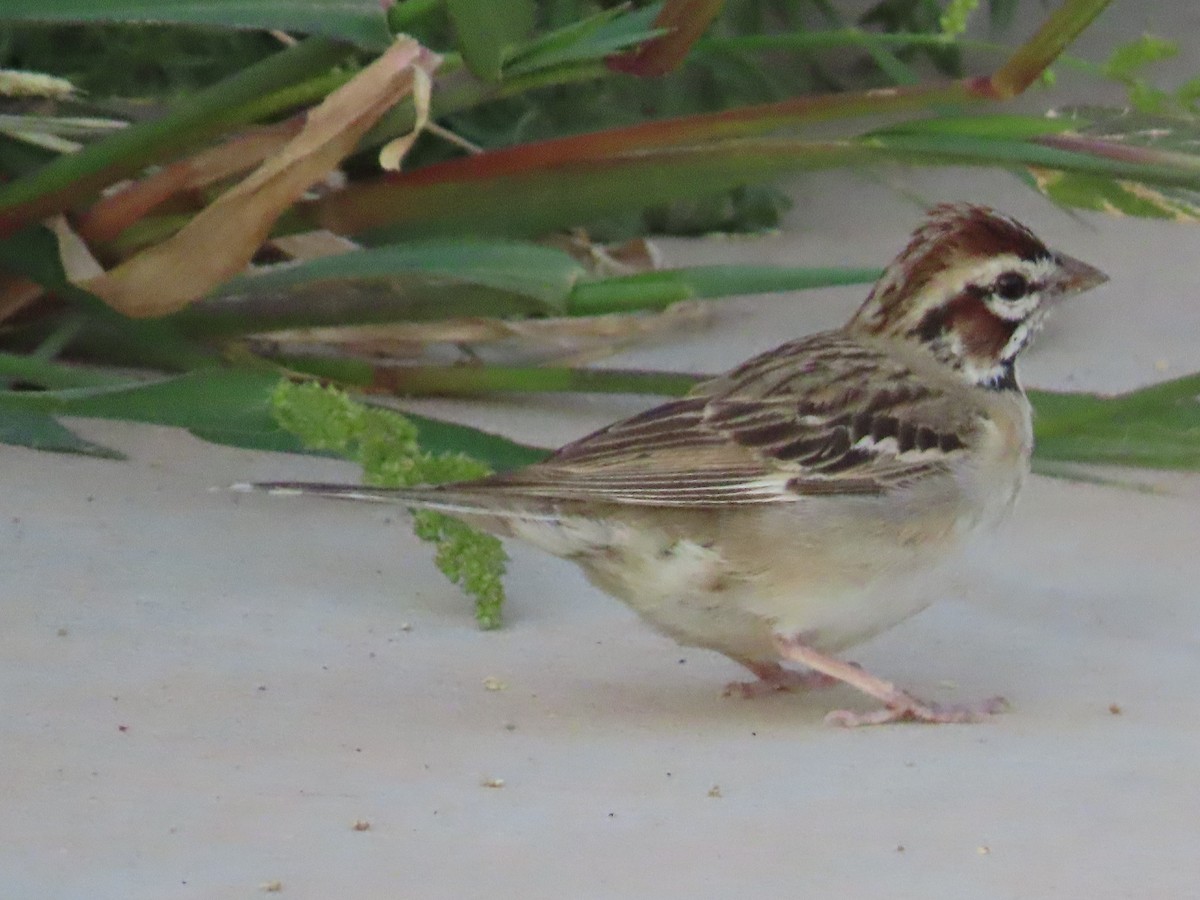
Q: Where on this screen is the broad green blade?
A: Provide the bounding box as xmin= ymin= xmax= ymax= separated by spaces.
xmin=503 ymin=4 xmax=664 ymax=77
xmin=0 ymin=0 xmax=392 ymax=50
xmin=0 ymin=369 xmax=546 ymax=468
xmin=446 ymin=0 xmax=535 ymax=81
xmin=181 ymin=238 xmax=878 ymax=336
xmin=1026 ymin=108 xmax=1200 ymax=220
xmin=0 ymin=409 xmax=124 ymax=458
xmin=181 ymin=240 xmax=588 ymax=335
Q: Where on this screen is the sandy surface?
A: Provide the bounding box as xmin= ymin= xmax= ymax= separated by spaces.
xmin=5 ymin=28 xmax=1200 ymax=900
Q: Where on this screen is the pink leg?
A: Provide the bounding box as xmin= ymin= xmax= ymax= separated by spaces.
xmin=723 ymin=659 xmax=839 ymax=699
xmin=772 ymin=634 xmax=1008 ymax=727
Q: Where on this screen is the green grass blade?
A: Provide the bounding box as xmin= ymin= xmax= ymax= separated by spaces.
xmin=0 ymin=0 xmax=391 ymax=49
xmin=176 ymin=238 xmax=879 ymax=336
xmin=1031 ymin=377 xmax=1200 ymax=471
xmin=0 ymin=408 xmax=125 ymax=458
xmin=567 ymin=265 xmax=881 ymax=315
xmin=0 ymin=367 xmax=548 ymax=467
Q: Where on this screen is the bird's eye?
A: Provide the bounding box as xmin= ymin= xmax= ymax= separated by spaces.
xmin=993 ymin=272 xmax=1029 ymax=301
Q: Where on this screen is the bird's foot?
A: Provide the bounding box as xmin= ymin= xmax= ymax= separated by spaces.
xmin=722 ymin=660 xmax=839 ymax=699
xmin=771 ymin=633 xmax=1007 ymax=727
xmin=824 ymin=694 xmax=1009 ymax=728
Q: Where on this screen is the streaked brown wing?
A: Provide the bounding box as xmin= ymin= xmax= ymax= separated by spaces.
xmin=473 ymin=332 xmax=977 ymax=507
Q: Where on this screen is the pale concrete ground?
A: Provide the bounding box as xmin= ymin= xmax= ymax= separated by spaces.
xmin=5 ymin=9 xmax=1200 ymax=897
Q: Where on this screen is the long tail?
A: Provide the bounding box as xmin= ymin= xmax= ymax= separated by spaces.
xmin=230 ymin=481 xmax=560 ymax=521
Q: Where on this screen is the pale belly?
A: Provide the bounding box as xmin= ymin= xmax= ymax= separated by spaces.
xmin=505 ymin=479 xmax=1011 ymax=664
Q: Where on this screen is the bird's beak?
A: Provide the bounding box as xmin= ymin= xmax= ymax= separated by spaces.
xmin=1053 ymin=253 xmax=1108 ymax=295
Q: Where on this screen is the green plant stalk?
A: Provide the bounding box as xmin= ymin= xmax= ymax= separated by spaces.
xmin=0 ymin=37 xmax=356 ymax=233
xmin=313 ymin=131 xmax=1200 ymax=243
xmin=805 ymin=0 xmax=920 ymax=87
xmin=230 ymin=68 xmax=358 ymax=130
xmin=263 ymin=354 xmax=702 ymax=397
xmin=173 ymin=264 xmax=881 ymax=337
xmin=0 ymin=351 xmax=134 ymax=390
xmin=873 ymin=133 xmax=1200 ymax=185
xmin=567 ymin=265 xmax=882 ymax=315
xmin=990 ymin=0 xmax=1112 ymax=97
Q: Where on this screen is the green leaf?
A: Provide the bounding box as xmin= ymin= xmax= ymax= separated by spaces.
xmin=939 ymin=0 xmax=981 ymax=37
xmin=0 ymin=367 xmax=547 ymax=468
xmin=874 ymin=113 xmax=1076 ymax=140
xmin=404 ymin=414 xmax=546 ymax=471
xmin=1100 ymin=35 xmax=1179 ymax=113
xmin=317 ymin=140 xmax=867 ymax=241
xmin=1178 ymin=75 xmax=1200 ymax=111
xmin=0 ymin=0 xmax=392 ymax=50
xmin=1026 ymin=108 xmax=1200 ymax=220
xmin=180 ymin=238 xmax=878 ymax=336
xmin=446 ymin=0 xmax=535 ymax=81
xmin=0 ymin=370 xmax=306 ymax=452
xmin=0 ymin=408 xmax=124 ymax=458
xmin=180 ymin=240 xmax=588 ymax=335
xmin=316 ymin=122 xmax=1200 ymax=243
xmin=1029 ymin=169 xmax=1200 ymax=221
xmin=1031 ymin=375 xmax=1200 ymax=471
xmin=605 ymin=0 xmax=722 ymax=77
xmin=503 ymin=4 xmax=665 ymax=77
xmin=227 ymin=240 xmax=584 ymax=308
xmin=1050 ymin=106 xmax=1200 ymax=156
xmin=1103 ymin=34 xmax=1178 ymax=81
xmin=566 ymin=264 xmax=881 ymax=315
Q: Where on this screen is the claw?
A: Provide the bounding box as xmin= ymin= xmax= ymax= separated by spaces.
xmin=824 ymin=695 xmax=1009 ymax=728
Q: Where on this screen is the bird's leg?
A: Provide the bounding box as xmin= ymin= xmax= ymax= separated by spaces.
xmin=722 ymin=659 xmax=840 ymax=699
xmin=772 ymin=634 xmax=1007 ymax=727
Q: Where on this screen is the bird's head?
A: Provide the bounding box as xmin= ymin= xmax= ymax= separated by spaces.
xmin=848 ymin=203 xmax=1107 ymax=389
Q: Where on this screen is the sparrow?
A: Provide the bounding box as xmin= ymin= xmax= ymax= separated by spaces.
xmin=243 ymin=204 xmax=1107 ymax=726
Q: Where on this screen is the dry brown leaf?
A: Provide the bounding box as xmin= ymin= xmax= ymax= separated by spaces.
xmin=85 ymin=37 xmax=441 ymax=318
xmin=75 ymin=120 xmax=305 ymax=246
xmin=52 ymin=215 xmax=105 ymax=282
xmin=378 ymin=65 xmax=433 ymax=171
xmin=267 ymin=230 xmax=360 ymax=262
xmin=543 ymin=231 xmax=663 ymax=276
